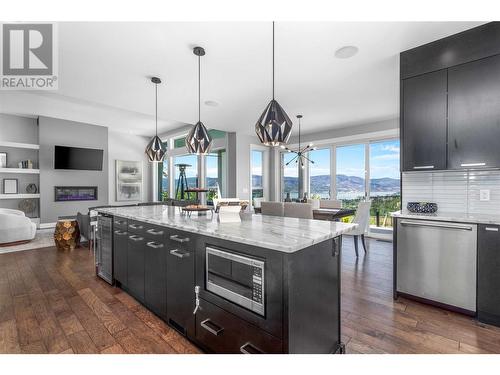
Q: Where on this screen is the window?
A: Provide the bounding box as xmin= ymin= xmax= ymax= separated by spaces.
xmin=282 ymin=152 xmax=299 ymax=201
xmin=251 ymin=150 xmax=264 ymax=204
xmin=173 ymin=154 xmax=198 ymax=199
xmin=206 ymin=149 xmax=227 ymax=203
xmin=173 ymin=136 xmax=186 ymax=149
xmin=336 ymin=144 xmax=366 ymax=210
xmin=308 ymin=148 xmax=331 ymax=199
xmin=369 ymin=140 xmax=401 ymax=228
xmin=159 ymin=160 xmax=169 ymax=201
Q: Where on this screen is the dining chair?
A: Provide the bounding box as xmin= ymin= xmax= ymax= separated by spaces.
xmin=284 ymin=202 xmax=314 ymax=219
xmin=350 ymin=201 xmax=372 ymax=257
xmin=319 ymin=200 xmax=342 ymax=209
xmin=261 ymin=201 xmax=284 ymax=217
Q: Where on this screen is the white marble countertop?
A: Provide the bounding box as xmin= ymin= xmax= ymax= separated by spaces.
xmin=96 ymin=205 xmax=357 ymax=253
xmin=391 ymin=210 xmax=500 ymax=226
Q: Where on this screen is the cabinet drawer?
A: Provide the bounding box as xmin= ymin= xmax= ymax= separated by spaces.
xmin=143 ymin=223 xmax=166 ymax=241
xmin=114 ymin=217 xmax=128 ymax=229
xmin=128 ymin=220 xmax=145 ymax=234
xmin=196 ymin=298 xmax=282 ymax=354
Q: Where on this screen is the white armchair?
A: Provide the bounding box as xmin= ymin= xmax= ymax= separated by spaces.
xmin=0 ymin=208 xmax=36 ymax=246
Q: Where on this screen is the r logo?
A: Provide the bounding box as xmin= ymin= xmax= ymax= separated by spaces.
xmin=2 ymin=23 xmax=53 ymax=76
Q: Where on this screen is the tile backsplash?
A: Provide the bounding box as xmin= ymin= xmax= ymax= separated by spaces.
xmin=402 ymin=170 xmax=500 ymax=215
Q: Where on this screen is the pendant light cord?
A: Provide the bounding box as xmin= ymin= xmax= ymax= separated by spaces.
xmin=298 ymin=117 xmax=301 ymax=150
xmin=155 ymin=82 xmax=158 ymax=136
xmin=198 ymin=54 xmax=201 ymax=123
xmin=272 ymin=21 xmax=275 ymax=100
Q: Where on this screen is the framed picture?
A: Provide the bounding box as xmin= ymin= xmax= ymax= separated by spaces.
xmin=115 ymin=160 xmax=143 ymax=201
xmin=3 ymin=178 xmax=18 ymax=194
xmin=0 ymin=152 xmax=6 ymax=168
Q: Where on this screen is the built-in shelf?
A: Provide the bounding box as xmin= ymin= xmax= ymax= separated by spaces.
xmin=0 ymin=193 xmax=40 ymax=200
xmin=0 ymin=168 xmax=40 ymax=174
xmin=0 ymin=141 xmax=39 ymax=150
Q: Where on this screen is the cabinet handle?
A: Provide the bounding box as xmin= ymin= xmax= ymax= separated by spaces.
xmin=146 ymin=241 xmax=164 ymax=249
xmin=485 ymin=227 xmax=499 ymax=232
xmin=400 ymin=220 xmax=473 ymax=231
xmin=169 ymin=249 xmax=190 ymax=258
xmin=170 ymin=234 xmax=190 ymax=243
xmin=129 ymin=224 xmax=143 ymax=230
xmin=146 ymin=228 xmax=164 ymax=236
xmin=114 ymin=230 xmax=127 ymax=235
xmin=413 ymin=165 xmax=434 ymax=170
xmin=200 ymin=319 xmax=224 ymax=336
xmin=128 ymin=235 xmax=144 ymax=241
xmin=115 ymin=220 xmax=126 ymax=225
xmin=240 ymin=342 xmax=264 ymax=354
xmin=461 ymin=162 xmax=486 ymax=167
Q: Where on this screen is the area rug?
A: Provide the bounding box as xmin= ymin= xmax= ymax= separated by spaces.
xmin=0 ymin=229 xmax=56 ymax=254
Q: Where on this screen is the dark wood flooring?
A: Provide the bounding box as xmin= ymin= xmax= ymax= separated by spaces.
xmin=1 ymin=237 xmax=500 ymax=354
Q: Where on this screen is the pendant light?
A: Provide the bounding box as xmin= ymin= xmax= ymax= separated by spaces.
xmin=186 ymin=46 xmax=212 ymax=155
xmin=255 ymin=22 xmax=293 ymax=146
xmin=281 ymin=115 xmax=316 ymax=169
xmin=145 ymin=77 xmax=166 ymax=162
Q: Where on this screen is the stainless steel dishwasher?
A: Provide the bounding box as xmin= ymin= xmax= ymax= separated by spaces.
xmin=396 ymin=219 xmax=477 ymax=313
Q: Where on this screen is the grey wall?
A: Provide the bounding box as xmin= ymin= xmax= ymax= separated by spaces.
xmin=39 ymin=116 xmax=109 ymax=223
xmin=0 ymin=114 xmax=39 ymax=214
xmin=108 ymin=129 xmax=152 ymax=205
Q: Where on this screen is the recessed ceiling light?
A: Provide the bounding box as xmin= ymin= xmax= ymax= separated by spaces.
xmin=335 ymin=46 xmax=359 ymax=59
xmin=204 ymin=100 xmax=219 ymax=107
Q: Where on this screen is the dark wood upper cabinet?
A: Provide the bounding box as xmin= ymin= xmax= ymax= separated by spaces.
xmin=402 ymin=70 xmax=448 ymax=171
xmin=401 ymin=22 xmax=500 ymax=79
xmin=447 ymin=54 xmax=500 ymax=169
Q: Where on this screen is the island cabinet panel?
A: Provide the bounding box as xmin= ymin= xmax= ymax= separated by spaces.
xmin=195 ymin=297 xmax=282 ymax=354
xmin=402 ymin=69 xmax=448 ymax=171
xmin=112 ymin=217 xmax=128 ymax=286
xmin=448 ymin=54 xmax=500 ymax=169
xmin=144 ymin=224 xmax=167 ymax=320
xmin=283 ymin=237 xmax=341 ymax=354
xmin=127 ymin=220 xmax=146 ymax=303
xmin=166 ymin=229 xmax=196 ymax=336
xmin=477 ymin=224 xmax=500 ymax=327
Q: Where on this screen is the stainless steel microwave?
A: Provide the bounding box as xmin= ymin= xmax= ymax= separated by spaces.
xmin=205 ymin=246 xmax=265 ymax=316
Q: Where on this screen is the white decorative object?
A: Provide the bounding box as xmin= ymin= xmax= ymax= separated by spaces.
xmin=116 ymin=160 xmax=143 ymax=201
xmin=0 ymin=208 xmax=36 ymax=245
xmin=218 ymin=205 xmax=241 ymax=223
xmin=3 ymin=179 xmax=18 ymax=194
xmin=307 ymin=198 xmax=320 ymax=210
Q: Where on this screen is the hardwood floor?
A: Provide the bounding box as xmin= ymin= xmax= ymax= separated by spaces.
xmin=1 ymin=236 xmax=500 ymax=354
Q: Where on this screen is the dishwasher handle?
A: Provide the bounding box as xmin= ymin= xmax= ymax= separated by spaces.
xmin=400 ymin=220 xmax=473 ymax=231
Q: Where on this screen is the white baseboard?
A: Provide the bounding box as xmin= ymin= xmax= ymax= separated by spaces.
xmin=39 ymin=222 xmax=56 ymax=229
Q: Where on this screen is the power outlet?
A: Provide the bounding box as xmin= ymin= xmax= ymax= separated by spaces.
xmin=480 ymin=189 xmax=490 ymax=201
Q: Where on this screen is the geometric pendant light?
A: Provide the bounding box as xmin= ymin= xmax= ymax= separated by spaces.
xmin=145 ymin=77 xmax=167 ymax=162
xmin=255 ymin=22 xmax=293 ymax=146
xmin=186 ymin=46 xmax=213 ymax=155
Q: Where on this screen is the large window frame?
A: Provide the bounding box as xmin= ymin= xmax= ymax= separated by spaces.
xmin=278 ymin=134 xmax=400 ymax=233
xmin=155 ymin=130 xmax=228 ymax=203
xmin=250 ymin=145 xmax=270 ymax=206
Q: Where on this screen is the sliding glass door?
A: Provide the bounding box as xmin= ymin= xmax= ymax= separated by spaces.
xmin=173 ymin=154 xmax=198 ymax=200
xmin=206 ymin=149 xmax=227 ymax=203
xmin=282 ymin=152 xmax=300 ymax=201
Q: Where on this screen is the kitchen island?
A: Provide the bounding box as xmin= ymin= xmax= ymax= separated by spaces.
xmin=95 ymin=205 xmax=356 ymax=354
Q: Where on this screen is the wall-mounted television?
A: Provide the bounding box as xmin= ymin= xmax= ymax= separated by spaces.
xmin=54 ymin=145 xmax=104 ymax=171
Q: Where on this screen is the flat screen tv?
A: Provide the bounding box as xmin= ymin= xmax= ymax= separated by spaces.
xmin=54 ymin=145 xmax=104 ymax=171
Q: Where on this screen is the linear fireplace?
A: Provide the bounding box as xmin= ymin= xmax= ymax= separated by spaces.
xmin=54 ymin=186 xmax=98 ymax=202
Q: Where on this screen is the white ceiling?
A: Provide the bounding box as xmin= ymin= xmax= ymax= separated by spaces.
xmin=2 ymin=21 xmax=484 ymax=136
